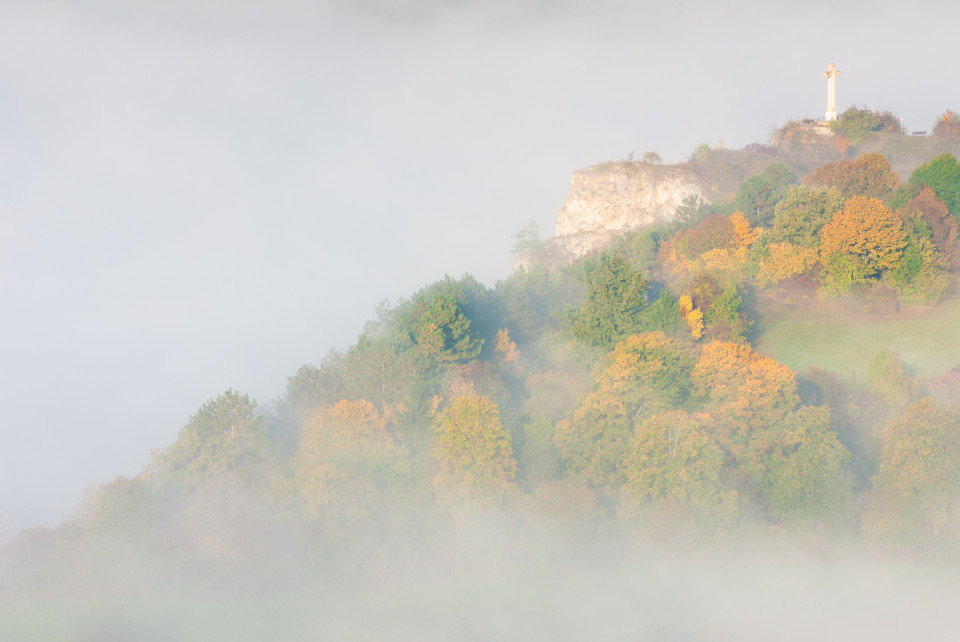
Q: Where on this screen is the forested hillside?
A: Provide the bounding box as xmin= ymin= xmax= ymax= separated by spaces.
xmin=6 ymin=118 xmax=960 ymax=598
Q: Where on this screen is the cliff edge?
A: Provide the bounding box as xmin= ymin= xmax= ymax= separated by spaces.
xmin=555 ymin=161 xmax=703 ymax=237
xmin=514 ymin=161 xmax=703 ymax=270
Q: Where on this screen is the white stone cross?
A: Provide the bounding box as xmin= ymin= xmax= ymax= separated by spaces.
xmin=823 ymin=63 xmax=841 ymax=122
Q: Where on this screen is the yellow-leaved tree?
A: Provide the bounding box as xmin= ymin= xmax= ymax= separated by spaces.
xmin=433 ymin=395 xmax=518 ymax=507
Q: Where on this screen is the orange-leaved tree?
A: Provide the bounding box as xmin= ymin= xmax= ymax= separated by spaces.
xmin=691 ymin=341 xmax=800 ymax=451
xmin=819 ymin=196 xmax=907 ymax=292
xmin=665 ymin=212 xmax=759 ymax=278
xmin=595 ymin=332 xmax=698 ymax=420
xmin=755 ymin=242 xmax=819 ymax=285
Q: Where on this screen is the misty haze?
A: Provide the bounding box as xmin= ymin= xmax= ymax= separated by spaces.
xmin=4 ymin=0 xmax=960 ymax=640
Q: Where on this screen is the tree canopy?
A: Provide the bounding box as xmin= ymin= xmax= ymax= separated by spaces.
xmin=565 ymin=251 xmax=649 ymax=349
xmin=910 ymin=153 xmax=960 ymax=221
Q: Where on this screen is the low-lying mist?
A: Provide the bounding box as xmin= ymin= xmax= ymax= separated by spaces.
xmin=4 ymin=506 xmax=960 ymax=642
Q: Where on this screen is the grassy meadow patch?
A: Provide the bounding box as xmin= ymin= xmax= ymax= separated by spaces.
xmin=755 ymin=294 xmax=960 ymax=380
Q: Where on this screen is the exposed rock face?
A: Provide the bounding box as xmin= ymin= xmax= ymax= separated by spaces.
xmin=556 ymin=162 xmax=703 ymax=237
xmin=540 ymin=161 xmax=704 ymax=262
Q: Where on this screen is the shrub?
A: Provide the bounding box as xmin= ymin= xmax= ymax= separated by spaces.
xmin=830 ymin=106 xmax=900 ymax=145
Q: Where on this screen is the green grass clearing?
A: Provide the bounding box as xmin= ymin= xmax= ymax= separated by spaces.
xmin=755 ymin=295 xmax=960 ymax=381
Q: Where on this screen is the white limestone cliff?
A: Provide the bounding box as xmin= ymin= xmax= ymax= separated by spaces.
xmin=555 ymin=161 xmax=703 ymax=238
xmin=512 ymin=161 xmax=704 ymax=269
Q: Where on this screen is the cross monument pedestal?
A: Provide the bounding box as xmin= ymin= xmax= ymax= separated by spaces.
xmin=823 ymin=63 xmax=841 ymax=121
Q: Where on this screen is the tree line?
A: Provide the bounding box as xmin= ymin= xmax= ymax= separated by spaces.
xmin=6 ymin=152 xmax=960 ymax=594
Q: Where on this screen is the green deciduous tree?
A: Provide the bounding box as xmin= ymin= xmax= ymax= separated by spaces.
xmin=746 ymin=406 xmax=854 ymax=528
xmin=909 ymin=153 xmax=960 ymax=221
xmin=772 ymin=185 xmax=845 ymax=247
xmin=829 ymin=107 xmax=899 ymax=145
xmin=621 ymin=410 xmax=739 ymax=533
xmin=866 ymin=349 xmax=917 ymax=413
xmin=730 ymin=163 xmax=796 ymax=226
xmin=554 ymin=392 xmax=632 ymax=490
xmin=888 ymin=216 xmax=950 ymax=304
xmin=872 ymin=399 xmax=960 ymax=537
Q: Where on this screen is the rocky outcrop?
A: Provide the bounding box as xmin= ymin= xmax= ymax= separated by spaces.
xmin=555 ymin=161 xmax=703 ymax=238
xmin=514 ymin=161 xmax=703 ymax=266
xmin=512 ymin=162 xmax=704 ymax=272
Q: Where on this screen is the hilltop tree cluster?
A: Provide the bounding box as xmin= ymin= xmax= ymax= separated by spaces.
xmin=6 ymin=152 xmax=960 ymax=595
xmin=663 ymin=153 xmax=960 ymax=316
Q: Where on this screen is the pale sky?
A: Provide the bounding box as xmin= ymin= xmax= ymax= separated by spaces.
xmin=2 ymin=0 xmax=959 ymax=538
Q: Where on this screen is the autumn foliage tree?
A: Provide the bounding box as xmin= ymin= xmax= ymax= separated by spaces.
xmin=804 ymin=153 xmax=902 ymax=200
xmin=432 ymin=395 xmax=519 ymax=507
xmin=818 ymin=196 xmax=908 ymax=292
xmin=689 ymin=343 xmax=853 ymax=526
xmin=932 ymin=110 xmax=960 ymax=143
xmin=294 ymin=399 xmax=408 ymax=520
xmin=691 ymin=341 xmax=800 ymax=451
xmin=900 ymin=186 xmax=958 ymax=264
xmin=595 ymin=332 xmax=697 ymax=419
xmin=755 ymin=242 xmax=819 ymax=285
xmin=666 ymin=212 xmax=759 ymax=278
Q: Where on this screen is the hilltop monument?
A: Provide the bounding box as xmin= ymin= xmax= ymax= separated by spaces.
xmin=823 ymin=62 xmax=841 ymax=121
